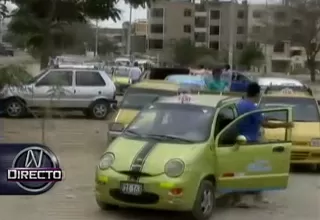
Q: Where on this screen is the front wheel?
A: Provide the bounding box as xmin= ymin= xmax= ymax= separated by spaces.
xmin=4 ymin=99 xmax=26 ymax=118
xmin=189 ymin=180 xmax=215 ymax=220
xmin=89 ymin=100 xmax=109 ymax=120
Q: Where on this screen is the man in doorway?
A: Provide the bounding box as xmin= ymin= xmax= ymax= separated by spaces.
xmin=236 ymin=82 xmax=293 ymax=207
xmin=129 ymin=62 xmax=142 ymax=84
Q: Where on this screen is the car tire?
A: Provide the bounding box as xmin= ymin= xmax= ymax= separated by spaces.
xmin=4 ymin=98 xmax=26 ymax=118
xmin=189 ymin=180 xmax=215 ymax=220
xmin=89 ymin=100 xmax=109 ymax=120
xmin=96 ymin=199 xmax=119 ymax=210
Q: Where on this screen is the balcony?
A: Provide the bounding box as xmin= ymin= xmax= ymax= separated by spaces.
xmin=195 ymin=11 xmax=207 ymax=17
xmin=195 ymin=42 xmax=207 ymax=47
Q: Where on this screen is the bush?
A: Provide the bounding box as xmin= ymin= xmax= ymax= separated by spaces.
xmin=0 ymin=64 xmax=33 ymax=89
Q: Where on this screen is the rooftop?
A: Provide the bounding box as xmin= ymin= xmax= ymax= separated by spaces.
xmin=132 ymin=80 xmax=181 ymax=91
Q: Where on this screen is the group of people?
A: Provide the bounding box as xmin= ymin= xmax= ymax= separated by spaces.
xmin=189 ymin=64 xmax=233 ymax=92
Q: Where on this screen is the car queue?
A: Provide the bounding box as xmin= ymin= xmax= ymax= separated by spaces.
xmin=95 ymin=67 xmax=320 ymax=219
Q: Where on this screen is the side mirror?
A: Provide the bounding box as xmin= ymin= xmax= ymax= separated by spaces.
xmin=233 ymin=135 xmax=247 ymax=151
xmin=109 ymin=122 xmax=124 ymax=133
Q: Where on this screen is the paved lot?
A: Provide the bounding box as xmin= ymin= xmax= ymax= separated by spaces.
xmin=0 ymin=118 xmax=319 ymax=220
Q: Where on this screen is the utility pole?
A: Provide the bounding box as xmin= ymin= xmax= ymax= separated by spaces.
xmin=228 ymin=0 xmax=235 ymax=69
xmin=95 ymin=19 xmax=98 ymax=57
xmin=126 ymin=5 xmax=133 ymax=58
xmin=264 ymin=0 xmax=269 ymax=75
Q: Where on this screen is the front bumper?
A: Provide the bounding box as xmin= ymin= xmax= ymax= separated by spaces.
xmin=291 ymin=146 xmax=320 ymax=164
xmin=95 ymin=168 xmax=196 ymax=211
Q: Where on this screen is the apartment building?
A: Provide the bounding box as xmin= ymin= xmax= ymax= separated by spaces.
xmin=146 ymin=0 xmax=249 ymax=63
xmin=123 ymin=19 xmax=148 ymax=54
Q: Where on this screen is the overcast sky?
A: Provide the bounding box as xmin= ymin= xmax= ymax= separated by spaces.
xmin=6 ymin=0 xmax=282 ymax=28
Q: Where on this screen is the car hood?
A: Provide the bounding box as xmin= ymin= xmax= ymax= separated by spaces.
xmin=264 ymin=122 xmax=320 ymax=144
xmin=114 ymin=109 xmax=139 ymax=126
xmin=108 ymin=137 xmax=203 ymax=175
xmin=113 ymin=76 xmax=129 ymax=84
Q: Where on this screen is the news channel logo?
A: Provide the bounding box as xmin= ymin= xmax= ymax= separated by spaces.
xmin=7 ymin=145 xmax=63 ymax=193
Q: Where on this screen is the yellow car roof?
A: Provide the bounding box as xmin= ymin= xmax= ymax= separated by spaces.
xmin=131 ymin=80 xmax=180 ymax=91
xmin=157 ymin=94 xmax=232 ymax=107
xmin=263 ymin=92 xmax=313 ymax=98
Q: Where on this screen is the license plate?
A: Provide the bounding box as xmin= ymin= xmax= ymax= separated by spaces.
xmin=311 ymin=138 xmax=320 ymax=146
xmin=120 ymin=182 xmax=143 ymax=195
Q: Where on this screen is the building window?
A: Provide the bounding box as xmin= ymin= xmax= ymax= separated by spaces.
xmin=150 ymin=24 xmax=164 ymax=34
xmin=273 ymin=41 xmax=285 ymax=52
xmin=195 ymin=17 xmax=206 ymax=28
xmin=252 ymin=10 xmax=262 ymax=18
xmin=184 ymin=9 xmax=192 ymax=17
xmin=237 ymin=26 xmax=244 ymax=34
xmin=150 ymin=8 xmax=164 ymax=18
xmin=210 ymin=10 xmax=220 ymax=19
xmin=236 ymin=42 xmax=244 ymax=50
xmin=183 ymin=25 xmax=191 ymax=33
xmin=252 ymin=25 xmax=261 ymax=34
xmin=274 ymin=11 xmax=286 ymax=21
xmin=209 ymin=41 xmax=219 ymax=50
xmin=195 ymin=4 xmax=205 ymax=12
xmin=148 ymin=39 xmax=163 ymax=49
xmin=210 ymin=26 xmax=220 ymax=35
xmin=195 ymin=32 xmax=206 ymax=42
xmin=237 ymin=10 xmax=244 ymax=19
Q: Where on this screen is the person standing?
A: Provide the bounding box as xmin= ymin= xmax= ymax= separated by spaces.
xmin=220 ymin=64 xmax=233 ymax=91
xmin=235 ymin=82 xmax=293 ymax=207
xmin=128 ymin=62 xmax=142 ymax=84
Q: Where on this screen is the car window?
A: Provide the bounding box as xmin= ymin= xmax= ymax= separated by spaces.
xmin=260 ymin=97 xmax=320 ymax=122
xmin=125 ymin=103 xmax=215 ymax=143
xmin=215 ymin=106 xmax=236 ymax=137
xmin=76 ymin=71 xmax=105 ymax=86
xmin=37 ymin=70 xmax=73 ymax=86
xmin=237 ymin=74 xmax=248 ymax=81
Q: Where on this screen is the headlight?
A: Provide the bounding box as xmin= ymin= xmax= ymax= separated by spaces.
xmin=164 ymin=159 xmax=185 ymax=177
xmin=99 ymin=153 xmax=115 ymax=170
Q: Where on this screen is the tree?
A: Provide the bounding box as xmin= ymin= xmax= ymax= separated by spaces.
xmin=7 ymin=0 xmax=148 ymax=69
xmin=256 ymin=0 xmax=320 ymax=81
xmin=238 ymin=43 xmax=264 ymax=70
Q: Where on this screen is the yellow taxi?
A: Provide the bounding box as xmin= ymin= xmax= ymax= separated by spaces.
xmin=108 ymin=80 xmax=182 ymax=140
xmin=259 ymin=85 xmax=320 ymax=167
xmin=96 ymin=94 xmax=293 ymax=219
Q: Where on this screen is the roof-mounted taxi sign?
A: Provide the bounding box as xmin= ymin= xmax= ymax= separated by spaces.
xmin=178 ymin=93 xmax=191 ymax=104
xmin=264 ymin=85 xmax=313 ymax=96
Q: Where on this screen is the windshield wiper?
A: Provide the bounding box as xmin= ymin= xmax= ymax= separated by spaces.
xmin=144 ymin=134 xmax=195 ymax=143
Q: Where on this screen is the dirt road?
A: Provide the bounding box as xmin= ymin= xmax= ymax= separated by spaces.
xmin=0 ymin=118 xmax=319 ymax=220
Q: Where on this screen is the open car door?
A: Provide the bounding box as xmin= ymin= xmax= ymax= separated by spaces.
xmin=214 ymin=107 xmax=292 ymax=193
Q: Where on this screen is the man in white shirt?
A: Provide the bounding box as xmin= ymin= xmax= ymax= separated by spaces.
xmin=220 ymin=64 xmax=233 ymax=91
xmin=129 ymin=62 xmax=142 ymax=84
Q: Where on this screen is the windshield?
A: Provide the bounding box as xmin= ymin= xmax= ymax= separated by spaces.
xmin=125 ymin=103 xmax=215 ymax=143
xmin=259 ymin=97 xmax=320 ymax=122
xmin=120 ymin=88 xmax=177 ymax=109
xmin=27 ymin=69 xmax=48 ymax=84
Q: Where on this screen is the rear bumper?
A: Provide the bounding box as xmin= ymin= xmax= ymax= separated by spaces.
xmin=115 ymin=84 xmax=130 ymax=95
xmin=291 ymin=146 xmax=320 ymax=164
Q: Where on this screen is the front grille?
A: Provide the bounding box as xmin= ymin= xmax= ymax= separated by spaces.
xmin=110 ymin=189 xmax=159 ymax=204
xmin=291 ymin=151 xmax=309 ymax=160
xmin=118 ymin=170 xmax=151 ymax=178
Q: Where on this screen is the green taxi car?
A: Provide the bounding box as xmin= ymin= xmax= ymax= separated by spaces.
xmin=96 ymin=94 xmax=293 ymax=220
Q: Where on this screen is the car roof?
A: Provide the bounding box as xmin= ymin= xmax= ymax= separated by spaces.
xmin=131 ymin=80 xmax=181 ymax=91
xmin=49 ymin=68 xmax=100 ymax=71
xmin=258 ymin=77 xmax=303 ymax=86
xmin=263 ymin=85 xmax=314 ymax=98
xmin=156 ymin=94 xmax=231 ymax=107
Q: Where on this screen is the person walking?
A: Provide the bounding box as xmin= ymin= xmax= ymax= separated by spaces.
xmin=220 ymin=64 xmax=233 ymax=92
xmin=128 ymin=62 xmax=142 ymax=84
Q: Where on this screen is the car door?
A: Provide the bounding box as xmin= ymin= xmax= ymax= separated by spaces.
xmin=214 ymin=107 xmax=292 ymax=193
xmin=73 ymin=70 xmax=107 ymax=108
xmin=32 ymin=70 xmax=74 ymax=108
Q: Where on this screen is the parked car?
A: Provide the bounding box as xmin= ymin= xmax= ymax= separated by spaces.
xmin=0 ymin=67 xmax=116 ymax=119
xmin=257 ymin=77 xmax=304 ymax=91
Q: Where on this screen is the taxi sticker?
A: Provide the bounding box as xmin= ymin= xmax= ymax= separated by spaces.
xmin=246 ymin=160 xmax=272 ymax=172
xmin=280 ymin=88 xmax=294 ymax=94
